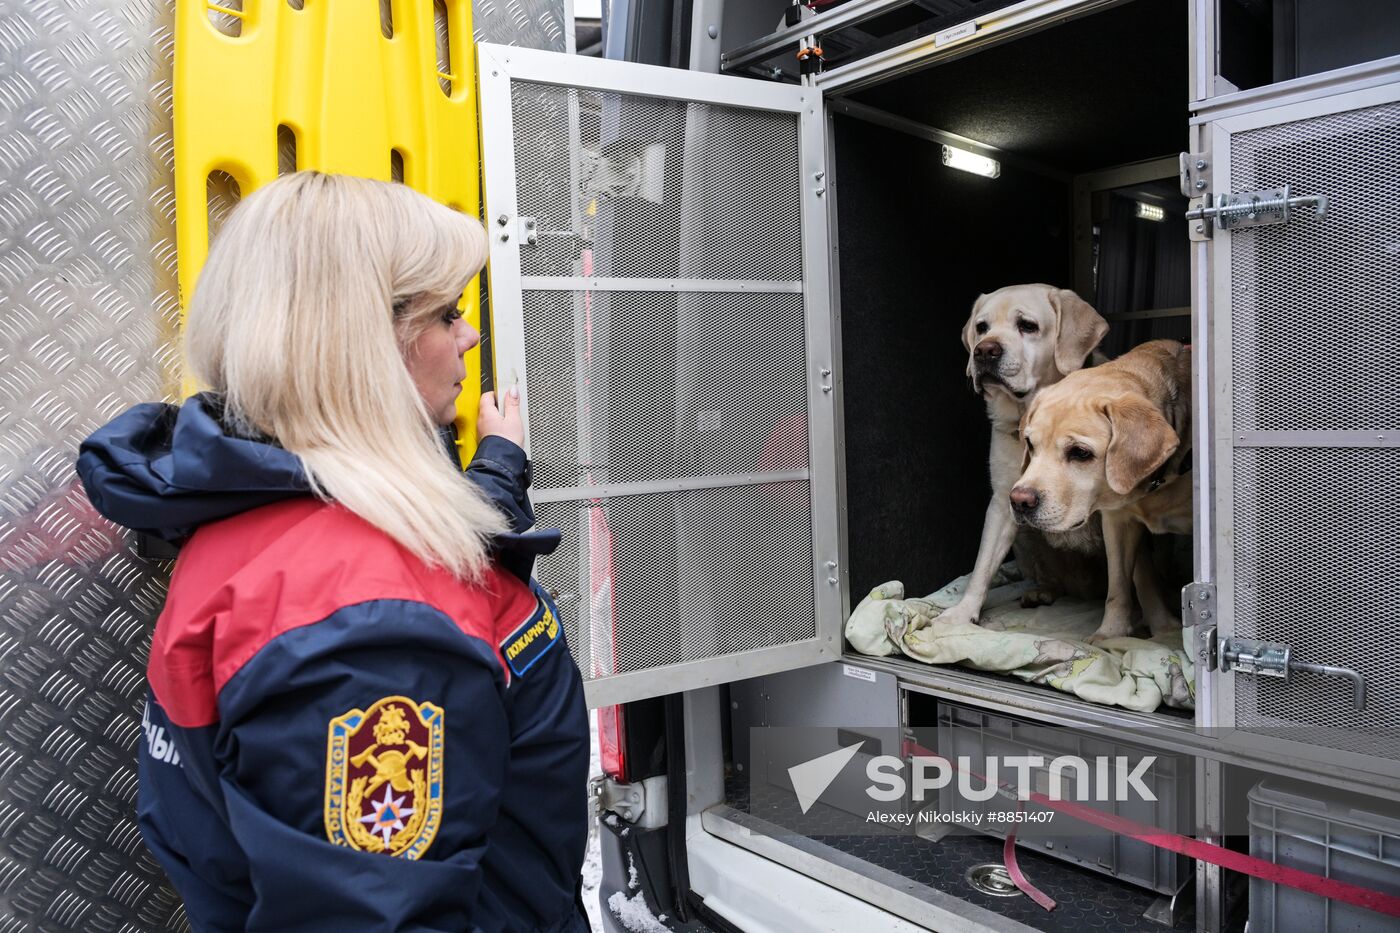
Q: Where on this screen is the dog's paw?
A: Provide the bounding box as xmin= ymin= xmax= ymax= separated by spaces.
xmin=1020 ymin=586 xmax=1059 ymax=609
xmin=933 ymin=603 xmax=980 ymax=628
xmin=1087 ymin=619 xmax=1134 ymax=645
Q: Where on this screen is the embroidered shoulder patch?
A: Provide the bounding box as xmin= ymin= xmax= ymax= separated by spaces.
xmin=325 ymin=696 xmax=444 ymax=859
xmin=499 ymin=596 xmax=560 ymax=677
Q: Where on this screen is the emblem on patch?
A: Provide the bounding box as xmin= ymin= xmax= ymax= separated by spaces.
xmin=500 ymin=596 xmax=561 ymax=677
xmin=325 ymin=696 xmax=443 ymax=859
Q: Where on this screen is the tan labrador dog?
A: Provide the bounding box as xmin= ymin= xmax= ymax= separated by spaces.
xmin=1012 ymin=339 xmax=1192 ymax=642
xmin=937 ymin=285 xmax=1109 ymax=629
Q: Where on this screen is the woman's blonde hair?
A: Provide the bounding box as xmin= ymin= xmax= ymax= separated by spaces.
xmin=186 ymin=171 xmax=507 ymax=580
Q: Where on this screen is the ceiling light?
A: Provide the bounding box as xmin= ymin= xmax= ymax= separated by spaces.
xmin=1136 ymin=202 xmax=1166 ymax=221
xmin=941 ymin=144 xmax=1000 ymax=179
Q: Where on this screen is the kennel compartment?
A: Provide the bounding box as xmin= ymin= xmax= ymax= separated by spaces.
xmin=1247 ymin=779 xmax=1400 ymax=933
xmin=932 ymin=702 xmax=1194 ymax=896
xmin=831 ymin=0 xmax=1193 ymax=624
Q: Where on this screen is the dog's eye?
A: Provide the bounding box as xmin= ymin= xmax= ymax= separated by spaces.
xmin=1025 ymin=439 xmax=1035 ymax=454
xmin=1017 ymin=319 xmax=1039 ymax=334
xmin=1066 ymin=445 xmax=1094 ymax=462
xmin=975 ymin=321 xmax=989 ymax=335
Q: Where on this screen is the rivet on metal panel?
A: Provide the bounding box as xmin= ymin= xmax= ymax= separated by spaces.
xmin=827 ymin=577 xmax=838 ymax=585
xmin=1195 ymin=159 xmax=1208 ymax=170
xmin=497 ymin=214 xmax=509 ymax=225
xmin=500 ymin=232 xmax=510 ymax=241
xmin=708 ymin=25 xmax=718 ymax=39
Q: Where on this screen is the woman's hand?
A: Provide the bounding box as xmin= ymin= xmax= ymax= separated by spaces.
xmin=477 ymin=385 xmax=524 ymax=448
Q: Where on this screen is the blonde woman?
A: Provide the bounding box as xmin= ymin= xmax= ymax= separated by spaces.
xmin=77 ymin=172 xmax=590 ymax=932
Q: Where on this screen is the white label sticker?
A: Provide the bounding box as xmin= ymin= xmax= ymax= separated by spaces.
xmin=843 ymin=664 xmax=877 ymax=683
xmin=934 ymin=20 xmax=977 ymax=47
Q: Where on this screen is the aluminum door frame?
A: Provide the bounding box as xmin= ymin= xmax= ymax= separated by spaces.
xmin=476 ymin=44 xmax=841 ymax=707
xmin=1203 ymin=70 xmax=1400 ymax=785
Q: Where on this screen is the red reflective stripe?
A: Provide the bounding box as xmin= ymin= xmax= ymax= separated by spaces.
xmin=902 ymin=741 xmax=1400 ymax=918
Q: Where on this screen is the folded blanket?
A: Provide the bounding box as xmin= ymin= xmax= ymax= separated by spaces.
xmin=846 ymin=564 xmax=1195 ymax=713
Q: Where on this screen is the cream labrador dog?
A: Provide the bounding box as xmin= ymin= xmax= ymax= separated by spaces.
xmin=1012 ymin=339 xmax=1192 ymax=642
xmin=936 ymin=284 xmax=1109 ymax=629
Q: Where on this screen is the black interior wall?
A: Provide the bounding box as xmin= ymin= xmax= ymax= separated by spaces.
xmin=834 ymin=115 xmax=1071 ymax=598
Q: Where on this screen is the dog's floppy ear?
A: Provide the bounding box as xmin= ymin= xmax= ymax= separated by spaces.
xmin=1018 ymin=395 xmax=1040 ymax=471
xmin=1104 ymin=396 xmax=1179 ymax=495
xmin=962 ymin=293 xmax=989 ymax=378
xmin=1051 ymin=289 xmax=1109 ymax=376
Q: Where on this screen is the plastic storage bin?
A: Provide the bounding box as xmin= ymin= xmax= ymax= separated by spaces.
xmin=1248 ymin=779 xmax=1400 ymax=933
xmin=934 ymin=702 xmax=1192 ymax=895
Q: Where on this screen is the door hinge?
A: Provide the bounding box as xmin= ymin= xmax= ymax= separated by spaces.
xmin=590 ymin=774 xmax=668 ymax=830
xmin=1179 ymin=151 xmax=1210 ymax=197
xmin=1184 ymin=184 xmax=1329 ymax=238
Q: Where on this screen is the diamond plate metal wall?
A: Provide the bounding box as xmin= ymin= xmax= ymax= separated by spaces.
xmin=0 ymin=0 xmax=187 ymax=929
xmin=474 ymin=0 xmax=568 ymax=52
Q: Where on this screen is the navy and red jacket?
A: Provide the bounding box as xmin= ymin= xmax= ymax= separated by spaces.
xmin=76 ymin=395 xmax=590 ymax=932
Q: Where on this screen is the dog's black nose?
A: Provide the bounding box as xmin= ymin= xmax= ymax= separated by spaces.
xmin=974 ymin=339 xmax=1003 ymax=361
xmin=1010 ymin=486 xmax=1040 ymax=514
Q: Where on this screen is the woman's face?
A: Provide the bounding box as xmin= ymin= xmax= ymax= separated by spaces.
xmin=404 ymin=305 xmax=480 ymax=425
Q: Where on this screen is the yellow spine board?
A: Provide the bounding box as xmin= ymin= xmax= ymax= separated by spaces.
xmin=174 ymin=0 xmax=485 ymax=462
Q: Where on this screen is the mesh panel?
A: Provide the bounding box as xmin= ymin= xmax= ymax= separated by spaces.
xmin=522 ymin=290 xmax=809 ymax=490
xmin=532 ymin=485 xmax=816 ymax=677
xmin=510 ymin=82 xmax=802 ymax=279
xmin=1232 ymin=448 xmax=1400 ymax=759
xmin=1231 ymin=102 xmax=1400 ymax=431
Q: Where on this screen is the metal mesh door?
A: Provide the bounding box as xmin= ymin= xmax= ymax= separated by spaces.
xmin=1219 ymin=90 xmax=1400 ymax=770
xmin=478 ymin=46 xmax=838 ymax=707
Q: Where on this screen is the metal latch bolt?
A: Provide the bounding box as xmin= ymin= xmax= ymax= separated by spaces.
xmin=1184 ymin=185 xmax=1329 ymax=235
xmin=1220 ymin=637 xmax=1367 ymax=710
xmin=1184 ymin=584 xmax=1366 ymax=710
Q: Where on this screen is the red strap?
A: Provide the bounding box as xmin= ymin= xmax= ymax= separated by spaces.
xmin=1003 ymin=800 xmax=1056 ymax=910
xmin=902 ymin=741 xmax=1400 ymax=917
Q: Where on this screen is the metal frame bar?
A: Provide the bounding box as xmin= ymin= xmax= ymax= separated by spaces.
xmin=1103 ymin=306 xmax=1192 ymax=322
xmin=1232 ymin=431 xmax=1400 ymax=448
xmin=480 ymin=41 xmax=812 ymax=113
xmin=851 ymin=655 xmax=1400 ymax=803
xmin=814 ymin=0 xmax=1128 ymax=93
xmin=720 ymin=0 xmax=920 ymax=75
xmin=521 ymin=276 xmax=803 ymax=293
xmin=532 ymin=470 xmax=812 ymax=503
xmin=1193 ymin=52 xmax=1400 ymax=122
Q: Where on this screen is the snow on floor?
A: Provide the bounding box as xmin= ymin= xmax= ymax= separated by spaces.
xmin=583 ymin=713 xmax=603 ymax=932
xmin=607 ymin=890 xmax=671 ymax=933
